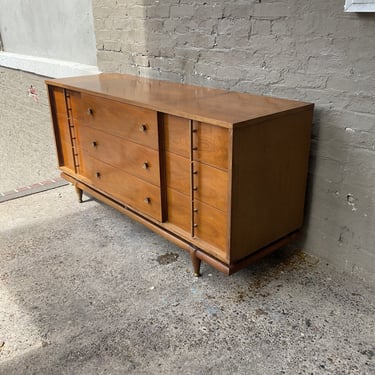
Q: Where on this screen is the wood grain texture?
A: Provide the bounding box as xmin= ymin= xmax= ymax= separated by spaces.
xmin=51 ymin=87 xmax=68 ymax=115
xmin=193 ymin=161 xmax=228 ymax=212
xmin=80 ymin=153 xmax=162 ymax=221
xmin=46 ymin=74 xmax=314 ymax=276
xmin=230 ymin=109 xmax=313 ymax=262
xmin=47 ymin=86 xmax=74 ymax=172
xmin=46 ymin=73 xmax=313 ymax=128
xmin=164 ymin=114 xmax=190 ymax=157
xmin=77 ymin=92 xmax=159 ymax=149
xmin=194 ymin=122 xmax=229 ymax=170
xmin=165 ymin=152 xmax=190 ymax=195
xmin=79 ymin=125 xmax=160 ymax=186
xmin=166 ymin=188 xmax=191 ymax=233
xmin=194 ymin=199 xmax=228 ymax=255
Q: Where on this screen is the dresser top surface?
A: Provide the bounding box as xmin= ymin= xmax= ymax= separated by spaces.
xmin=47 ymin=73 xmax=313 ymax=128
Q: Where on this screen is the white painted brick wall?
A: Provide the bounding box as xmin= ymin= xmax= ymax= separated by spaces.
xmin=1 ymin=0 xmax=373 ymax=281
xmin=92 ymin=0 xmax=375 ymax=280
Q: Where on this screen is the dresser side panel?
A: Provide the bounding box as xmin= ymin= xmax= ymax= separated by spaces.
xmin=230 ymin=109 xmax=313 ymax=263
xmin=47 ymin=85 xmax=75 ymax=173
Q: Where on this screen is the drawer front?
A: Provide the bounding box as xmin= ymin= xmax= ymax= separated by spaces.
xmin=193 ymin=162 xmax=228 ymax=212
xmin=55 ymin=113 xmax=72 ymax=146
xmin=79 ymin=126 xmax=160 ymax=186
xmin=50 ymin=86 xmax=67 ymax=115
xmin=166 ymin=188 xmax=191 ymax=233
xmin=80 ymin=153 xmax=162 ymax=221
xmin=48 ymin=87 xmax=75 ymax=172
xmin=164 ymin=114 xmax=190 ymax=157
xmin=165 ymin=152 xmax=190 ymax=195
xmin=59 ymin=140 xmax=75 ymax=172
xmin=194 ymin=200 xmax=228 ymax=253
xmin=194 ymin=122 xmax=229 ymax=170
xmin=77 ymin=93 xmax=159 ymax=149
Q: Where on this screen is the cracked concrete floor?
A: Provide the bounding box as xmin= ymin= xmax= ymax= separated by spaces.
xmin=0 ymin=185 xmax=374 ymax=374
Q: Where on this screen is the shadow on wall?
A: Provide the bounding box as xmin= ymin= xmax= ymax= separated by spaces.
xmin=92 ymin=0 xmax=375 ymax=278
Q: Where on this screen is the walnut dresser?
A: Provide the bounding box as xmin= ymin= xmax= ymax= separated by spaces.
xmin=46 ymin=74 xmax=314 ymax=276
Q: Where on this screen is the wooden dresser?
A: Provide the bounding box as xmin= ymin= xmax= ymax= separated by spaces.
xmin=46 ymin=74 xmax=313 ymax=276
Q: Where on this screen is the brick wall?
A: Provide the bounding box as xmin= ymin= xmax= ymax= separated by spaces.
xmin=1 ymin=1 xmax=373 ymax=279
xmin=0 ymin=68 xmax=58 ymax=191
xmin=92 ymin=0 xmax=375 ymax=279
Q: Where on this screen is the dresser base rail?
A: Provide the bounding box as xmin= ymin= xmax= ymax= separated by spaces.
xmin=62 ymin=173 xmax=300 ymax=276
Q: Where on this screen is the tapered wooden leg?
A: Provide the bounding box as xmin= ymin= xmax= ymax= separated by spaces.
xmin=75 ymin=185 xmax=83 ymax=203
xmin=191 ymin=250 xmax=201 ymax=277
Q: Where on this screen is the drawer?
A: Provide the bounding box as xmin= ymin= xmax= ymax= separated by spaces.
xmin=76 ymin=93 xmax=159 ymax=149
xmin=59 ymin=140 xmax=75 ymax=172
xmin=79 ymin=126 xmax=160 ymax=186
xmin=49 ymin=86 xmax=67 ymax=115
xmin=194 ymin=200 xmax=228 ymax=253
xmin=55 ymin=113 xmax=71 ymax=147
xmin=165 ymin=152 xmax=190 ymax=195
xmin=194 ymin=122 xmax=229 ymax=170
xmin=193 ymin=162 xmax=228 ymax=212
xmin=166 ymin=188 xmax=191 ymax=233
xmin=80 ymin=153 xmax=162 ymax=221
xmin=164 ymin=114 xmax=190 ymax=157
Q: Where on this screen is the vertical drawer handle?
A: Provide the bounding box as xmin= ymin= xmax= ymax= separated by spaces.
xmin=144 ymin=197 xmax=151 ymax=204
xmin=91 ymin=141 xmax=97 ymax=147
xmin=95 ymin=172 xmax=101 ymax=178
xmin=142 ymin=162 xmax=149 ymax=170
xmin=87 ymin=108 xmax=94 ymax=115
xmin=139 ymin=124 xmax=147 ymax=132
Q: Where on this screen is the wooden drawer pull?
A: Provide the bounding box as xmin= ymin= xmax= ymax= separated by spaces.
xmin=139 ymin=124 xmax=147 ymax=132
xmin=95 ymin=172 xmax=101 ymax=178
xmin=87 ymin=108 xmax=94 ymax=115
xmin=144 ymin=197 xmax=151 ymax=204
xmin=91 ymin=141 xmax=98 ymax=147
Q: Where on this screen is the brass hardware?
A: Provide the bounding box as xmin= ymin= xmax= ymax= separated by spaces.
xmin=193 ymin=187 xmax=198 ymax=191
xmin=139 ymin=124 xmax=147 ymax=132
xmin=193 ymin=208 xmax=198 ymax=213
xmin=193 ymin=171 xmax=198 ymax=175
xmin=192 ymin=147 xmax=198 ymax=151
xmin=95 ymin=172 xmax=101 ymax=178
xmin=144 ymin=197 xmax=151 ymax=204
xmin=87 ymin=108 xmax=93 ymax=115
xmin=192 ymin=129 xmax=198 ymax=133
xmin=193 ymin=224 xmax=198 ymax=228
xmin=91 ymin=141 xmax=97 ymax=147
xmin=142 ymin=162 xmax=149 ymax=170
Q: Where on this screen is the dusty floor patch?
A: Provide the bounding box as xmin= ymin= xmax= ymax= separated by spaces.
xmin=0 ymin=186 xmax=374 ymax=374
xmin=156 ymin=252 xmax=179 ymax=265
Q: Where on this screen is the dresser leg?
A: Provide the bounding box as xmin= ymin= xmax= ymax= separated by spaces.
xmin=75 ymin=185 xmax=83 ymax=203
xmin=190 ymin=250 xmax=201 ymax=277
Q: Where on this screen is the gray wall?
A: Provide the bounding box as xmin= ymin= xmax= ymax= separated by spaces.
xmin=92 ymin=0 xmax=375 ymax=279
xmin=0 ymin=68 xmax=58 ymax=192
xmin=0 ymin=0 xmax=97 ymax=65
xmin=0 ymin=0 xmax=374 ymax=280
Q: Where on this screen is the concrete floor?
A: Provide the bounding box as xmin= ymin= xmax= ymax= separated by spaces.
xmin=0 ymin=185 xmax=374 ymax=374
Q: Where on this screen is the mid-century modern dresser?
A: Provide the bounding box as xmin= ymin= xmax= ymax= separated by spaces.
xmin=46 ymin=73 xmax=313 ymax=276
